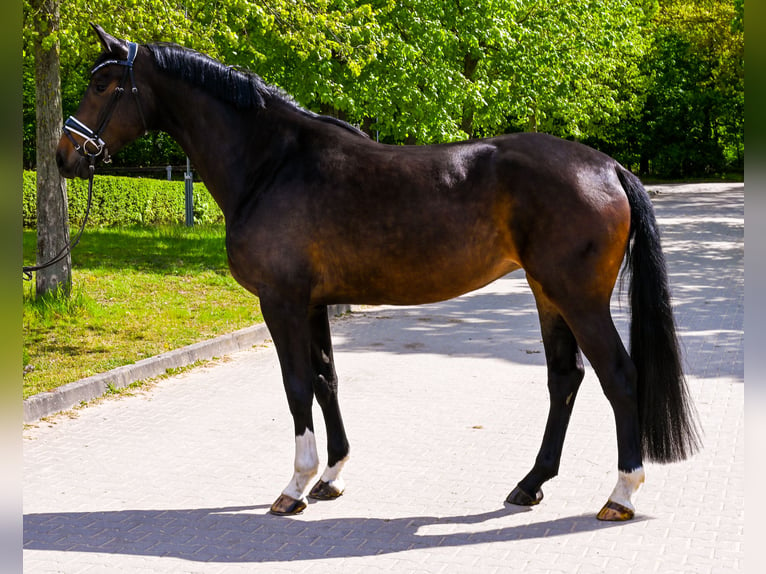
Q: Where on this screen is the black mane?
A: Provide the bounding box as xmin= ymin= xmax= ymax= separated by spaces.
xmin=145 ymin=43 xmax=368 ymax=138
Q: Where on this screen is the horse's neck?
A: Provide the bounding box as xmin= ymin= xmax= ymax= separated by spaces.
xmin=153 ymin=81 xmax=288 ymax=219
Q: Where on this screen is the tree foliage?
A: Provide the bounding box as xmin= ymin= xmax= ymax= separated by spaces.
xmin=362 ymin=0 xmax=650 ymax=143
xmin=588 ymin=0 xmax=744 ymax=176
xmin=23 ymin=0 xmax=744 ymax=178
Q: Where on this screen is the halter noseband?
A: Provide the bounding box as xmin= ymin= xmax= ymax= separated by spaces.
xmin=63 ymin=41 xmax=148 ymax=162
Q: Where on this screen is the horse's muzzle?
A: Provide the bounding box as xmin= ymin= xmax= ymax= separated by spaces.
xmin=55 ymin=143 xmax=91 ymax=180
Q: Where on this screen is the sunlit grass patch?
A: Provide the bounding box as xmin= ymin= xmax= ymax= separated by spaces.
xmin=22 ymin=225 xmax=262 ymax=398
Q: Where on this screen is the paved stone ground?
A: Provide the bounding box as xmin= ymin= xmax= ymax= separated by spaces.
xmin=23 ymin=183 xmax=744 ymax=573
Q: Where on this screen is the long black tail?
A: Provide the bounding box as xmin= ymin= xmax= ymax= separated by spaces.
xmin=617 ymin=166 xmax=701 ymax=463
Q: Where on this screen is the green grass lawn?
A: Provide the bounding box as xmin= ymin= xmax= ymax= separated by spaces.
xmin=22 ymin=225 xmax=263 ymax=399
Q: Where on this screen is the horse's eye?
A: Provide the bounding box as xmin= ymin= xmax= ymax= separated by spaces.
xmin=94 ymin=83 xmax=107 ymax=94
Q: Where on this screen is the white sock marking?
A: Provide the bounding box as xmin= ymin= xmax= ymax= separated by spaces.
xmin=282 ymin=429 xmax=319 ymax=501
xmin=320 ymin=455 xmax=349 ymax=492
xmin=608 ymin=467 xmax=645 ymax=511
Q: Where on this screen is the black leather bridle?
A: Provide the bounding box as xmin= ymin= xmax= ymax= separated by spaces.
xmin=23 ymin=41 xmax=148 ymax=280
xmin=62 ymin=41 xmax=148 ymax=162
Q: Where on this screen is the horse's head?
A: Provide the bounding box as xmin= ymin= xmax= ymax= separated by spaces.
xmin=56 ymin=24 xmax=152 ymax=179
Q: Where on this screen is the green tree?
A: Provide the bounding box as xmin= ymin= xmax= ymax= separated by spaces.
xmin=229 ymin=0 xmax=652 ymax=144
xmin=27 ymin=0 xmax=71 ymax=296
xmin=595 ymin=0 xmax=744 ymax=176
xmin=320 ymin=0 xmax=652 ymax=143
xmin=178 ymin=0 xmax=389 ymax=132
xmin=23 ymin=0 xmax=742 ymax=178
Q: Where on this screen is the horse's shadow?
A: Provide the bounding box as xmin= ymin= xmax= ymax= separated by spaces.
xmin=24 ymin=503 xmax=647 ymax=563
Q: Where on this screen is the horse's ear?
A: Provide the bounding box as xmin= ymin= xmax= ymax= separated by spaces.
xmin=90 ymin=23 xmax=126 ymax=55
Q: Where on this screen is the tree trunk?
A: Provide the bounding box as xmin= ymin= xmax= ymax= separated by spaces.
xmin=32 ymin=0 xmax=71 ymax=297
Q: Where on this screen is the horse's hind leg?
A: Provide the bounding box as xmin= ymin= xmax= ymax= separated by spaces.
xmin=563 ymin=306 xmax=645 ymax=521
xmin=507 ymin=278 xmax=585 ymax=506
xmin=307 ymin=305 xmax=350 ymax=500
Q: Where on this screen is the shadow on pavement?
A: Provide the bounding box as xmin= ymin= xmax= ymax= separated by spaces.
xmin=24 ymin=504 xmax=647 ymax=563
xmin=333 ymin=278 xmax=548 ymax=368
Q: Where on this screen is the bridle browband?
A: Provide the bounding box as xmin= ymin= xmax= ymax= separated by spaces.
xmin=23 ymin=41 xmax=148 ymax=281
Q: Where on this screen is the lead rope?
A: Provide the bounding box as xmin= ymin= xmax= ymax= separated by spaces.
xmin=22 ymin=157 xmax=96 ymax=281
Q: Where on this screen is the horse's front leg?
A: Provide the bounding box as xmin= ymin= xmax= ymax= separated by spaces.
xmin=307 ymin=305 xmax=350 ymax=501
xmin=260 ymin=293 xmax=320 ymax=516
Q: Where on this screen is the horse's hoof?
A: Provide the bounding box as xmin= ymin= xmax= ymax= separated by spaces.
xmin=269 ymin=493 xmax=307 ymax=516
xmin=308 ymin=479 xmax=344 ymax=500
xmin=506 ymin=485 xmax=543 ymax=506
xmin=596 ymin=500 xmax=634 ymax=521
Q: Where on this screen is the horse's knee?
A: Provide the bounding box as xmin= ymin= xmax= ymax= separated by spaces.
xmin=312 ymin=373 xmax=338 ymax=405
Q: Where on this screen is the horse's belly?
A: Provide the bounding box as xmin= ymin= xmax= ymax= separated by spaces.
xmin=311 ymin=248 xmax=521 ymax=306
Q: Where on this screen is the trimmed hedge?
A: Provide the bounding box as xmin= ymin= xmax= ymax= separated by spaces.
xmin=23 ymin=170 xmax=224 ymax=228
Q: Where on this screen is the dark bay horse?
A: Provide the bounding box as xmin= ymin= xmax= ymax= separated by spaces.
xmin=57 ymin=25 xmax=700 ymax=520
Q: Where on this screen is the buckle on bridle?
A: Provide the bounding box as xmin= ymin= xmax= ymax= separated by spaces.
xmin=63 ymin=115 xmax=108 ymax=159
